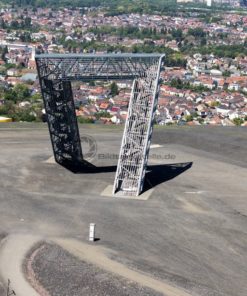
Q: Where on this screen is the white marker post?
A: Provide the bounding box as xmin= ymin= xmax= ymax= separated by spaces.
xmin=89 ymin=223 xmax=96 ymax=242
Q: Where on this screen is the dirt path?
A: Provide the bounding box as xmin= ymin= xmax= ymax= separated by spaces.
xmin=0 ymin=234 xmax=40 ymax=296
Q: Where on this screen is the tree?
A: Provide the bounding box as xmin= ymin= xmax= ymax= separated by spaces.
xmin=185 ymin=115 xmax=193 ymax=122
xmin=0 ymin=18 xmax=6 ymax=29
xmin=1 ymin=46 xmax=8 ymax=62
xmin=200 ymin=37 xmax=207 ymax=46
xmin=233 ymin=118 xmax=244 ymax=126
xmin=170 ymin=78 xmax=183 ymax=89
xmin=198 ymin=118 xmax=204 ymax=124
xmin=19 ymin=32 xmax=32 ymax=42
xmin=8 ymin=107 xmax=36 ymax=122
xmin=24 ymin=17 xmax=32 ymax=28
xmin=223 ymin=70 xmax=231 ymax=77
xmin=110 ymin=82 xmax=119 ymax=96
xmin=13 ymin=84 xmax=30 ymax=102
xmin=171 ymin=29 xmax=183 ymax=41
xmin=94 ymin=111 xmax=111 ymax=120
xmin=188 ymin=27 xmax=206 ymax=38
xmin=0 ymin=101 xmax=15 ymax=115
xmin=4 ymin=89 xmax=17 ymax=102
xmin=30 ymin=93 xmax=42 ymax=102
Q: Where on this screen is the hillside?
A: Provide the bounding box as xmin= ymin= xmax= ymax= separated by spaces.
xmin=0 ymin=0 xmax=177 ymax=12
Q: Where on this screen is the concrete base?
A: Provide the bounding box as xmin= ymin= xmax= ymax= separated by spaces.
xmin=101 ymin=185 xmax=154 ymax=200
xmin=44 ymin=156 xmax=56 ymax=164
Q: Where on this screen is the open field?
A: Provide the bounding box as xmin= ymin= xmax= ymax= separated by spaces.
xmin=0 ymin=123 xmax=246 ymax=296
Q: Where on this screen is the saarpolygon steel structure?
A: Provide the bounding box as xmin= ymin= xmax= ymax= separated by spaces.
xmin=35 ymin=53 xmax=165 ymax=197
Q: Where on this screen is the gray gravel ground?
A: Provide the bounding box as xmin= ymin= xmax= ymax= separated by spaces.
xmin=0 ymin=233 xmax=7 ymax=296
xmin=29 ymin=243 xmax=162 ymax=296
xmin=152 ymin=126 xmax=247 ymax=168
xmin=0 ymin=278 xmax=4 ymax=296
xmin=0 ymin=284 xmax=4 ymax=296
xmin=0 ymin=124 xmax=247 ymax=296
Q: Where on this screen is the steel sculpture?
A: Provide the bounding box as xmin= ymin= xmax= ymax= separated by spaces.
xmin=36 ymin=53 xmax=165 ymax=196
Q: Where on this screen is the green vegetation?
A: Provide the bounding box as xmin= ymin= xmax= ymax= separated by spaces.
xmin=200 ymin=14 xmax=223 ymax=24
xmin=185 ymin=115 xmax=193 ymax=122
xmin=169 ymin=78 xmax=210 ymax=92
xmin=0 ymin=101 xmax=38 ymax=122
xmin=59 ymin=36 xmax=187 ymax=67
xmin=188 ymin=27 xmax=206 ymax=38
xmin=0 ymin=16 xmax=40 ymax=32
xmin=0 ymin=101 xmax=14 ymax=116
xmin=94 ymin=111 xmax=111 ymax=120
xmin=222 ymin=70 xmax=231 ymax=77
xmin=3 ymin=84 xmax=30 ymax=103
xmin=110 ymin=82 xmax=119 ymax=97
xmin=210 ymin=101 xmax=220 ymax=107
xmin=0 ymin=84 xmax=43 ymax=122
xmin=9 ymin=107 xmax=37 ymax=122
xmin=2 ymin=0 xmax=177 ymax=14
xmin=233 ymin=118 xmax=244 ymax=126
xmin=183 ymin=44 xmax=247 ymax=58
xmin=77 ymin=117 xmax=94 ymax=123
xmin=88 ymin=26 xmax=167 ymax=41
xmin=198 ymin=118 xmax=204 ymax=124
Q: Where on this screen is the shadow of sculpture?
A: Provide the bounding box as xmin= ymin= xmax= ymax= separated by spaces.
xmin=59 ymin=160 xmax=193 ymax=193
xmin=143 ymin=162 xmax=193 ymax=192
xmin=59 ymin=159 xmax=117 ymax=174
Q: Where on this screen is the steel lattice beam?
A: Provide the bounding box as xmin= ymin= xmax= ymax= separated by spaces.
xmin=36 ymin=53 xmax=165 ymax=197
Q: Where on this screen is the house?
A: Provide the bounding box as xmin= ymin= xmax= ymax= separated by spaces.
xmin=28 ymin=60 xmax=36 ymax=70
xmin=7 ymin=68 xmax=19 ymax=76
xmin=208 ymin=115 xmax=222 ymax=125
xmin=228 ymin=82 xmax=240 ymax=91
xmin=5 ymin=77 xmax=21 ymax=85
xmin=196 ymin=76 xmax=215 ymax=89
xmin=99 ymin=102 xmax=109 ymax=110
xmin=229 ymin=111 xmax=240 ymax=120
xmin=210 ymin=69 xmax=222 ymax=77
xmin=216 ymin=105 xmax=230 ymax=116
xmin=217 ymin=79 xmax=225 ymax=89
xmin=109 ymin=106 xmax=120 ymax=115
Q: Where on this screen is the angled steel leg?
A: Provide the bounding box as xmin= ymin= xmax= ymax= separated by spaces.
xmin=41 ymin=78 xmax=83 ymax=165
xmin=113 ymin=56 xmax=164 ymax=196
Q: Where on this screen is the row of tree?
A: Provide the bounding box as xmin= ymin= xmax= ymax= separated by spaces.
xmin=169 ymin=78 xmax=210 ymax=92
xmin=88 ymin=26 xmax=207 ymax=42
xmin=3 ymin=0 xmax=177 ymax=13
xmin=188 ymin=44 xmax=247 ymax=58
xmin=59 ymin=38 xmax=187 ymax=68
xmin=0 ymin=17 xmax=36 ymax=30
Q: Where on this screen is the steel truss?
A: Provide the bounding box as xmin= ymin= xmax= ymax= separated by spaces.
xmin=36 ymin=54 xmax=165 ymax=197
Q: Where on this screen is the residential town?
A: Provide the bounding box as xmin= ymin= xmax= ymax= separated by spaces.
xmin=0 ymin=4 xmax=247 ymax=126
